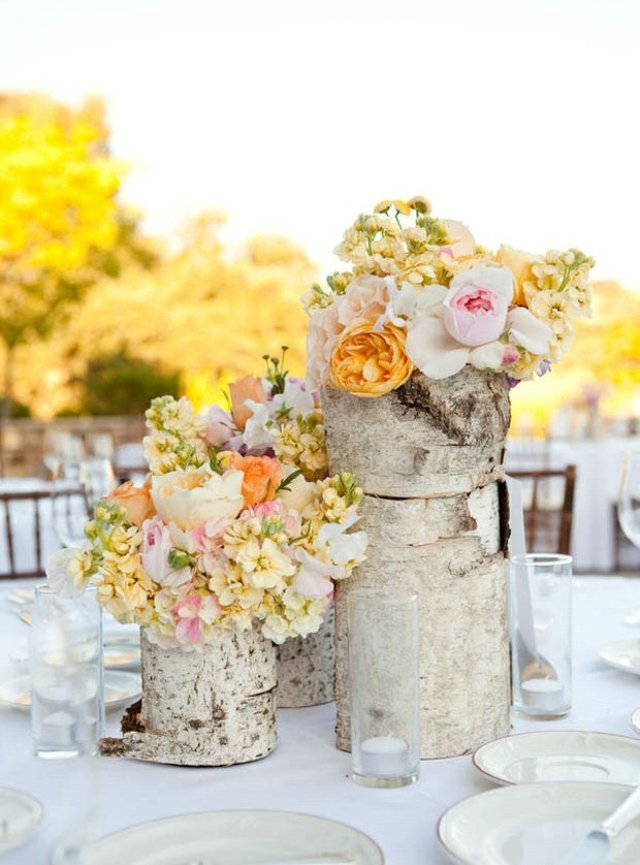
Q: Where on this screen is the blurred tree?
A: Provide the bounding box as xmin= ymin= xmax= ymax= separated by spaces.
xmin=15 ymin=213 xmax=313 ymax=417
xmin=0 ymin=92 xmax=121 ymax=439
xmin=74 ymin=349 xmax=180 ymax=416
xmin=0 ymin=93 xmax=157 ymax=469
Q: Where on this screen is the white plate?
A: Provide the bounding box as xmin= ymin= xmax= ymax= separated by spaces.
xmin=8 ymin=641 xmax=140 ymax=671
xmin=438 ymin=781 xmax=640 ymax=865
xmin=0 ymin=787 xmax=43 ymax=854
xmin=83 ymin=810 xmax=384 ymax=865
xmin=0 ymin=671 xmax=141 ymax=714
xmin=473 ymin=731 xmax=640 ymax=786
xmin=599 ymin=639 xmax=640 ymax=674
xmin=5 ymin=587 xmax=34 ymax=607
xmin=623 ymin=609 xmax=640 ymax=627
xmin=631 ymin=708 xmax=640 ymax=735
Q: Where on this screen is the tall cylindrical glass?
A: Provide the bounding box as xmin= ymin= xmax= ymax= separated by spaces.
xmin=30 ymin=584 xmax=104 ymax=758
xmin=509 ymin=554 xmax=572 ymax=718
xmin=348 ymin=588 xmax=420 ymax=788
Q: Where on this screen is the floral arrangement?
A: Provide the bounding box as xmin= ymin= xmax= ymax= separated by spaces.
xmin=305 ymin=196 xmax=595 ymax=395
xmin=48 ymin=359 xmax=366 ymax=649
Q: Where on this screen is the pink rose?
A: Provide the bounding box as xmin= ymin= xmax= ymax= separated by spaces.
xmin=306 ymin=303 xmax=342 ymax=387
xmin=442 ymin=265 xmax=513 ymax=347
xmin=336 ymin=274 xmax=389 ymax=327
xmin=306 ymin=275 xmax=391 ymax=387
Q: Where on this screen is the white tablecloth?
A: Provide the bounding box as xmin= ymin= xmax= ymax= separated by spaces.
xmin=506 ymin=437 xmax=640 ymax=572
xmin=2 ymin=576 xmax=640 ymax=864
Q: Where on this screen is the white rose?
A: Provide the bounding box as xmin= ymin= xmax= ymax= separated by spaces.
xmin=151 ymin=467 xmax=244 ymax=531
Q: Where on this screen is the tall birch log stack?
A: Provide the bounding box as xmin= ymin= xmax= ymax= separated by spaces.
xmin=100 ymin=628 xmax=277 ymax=766
xmin=322 ymin=367 xmax=512 ymax=759
xmin=276 ymin=605 xmax=335 ymax=708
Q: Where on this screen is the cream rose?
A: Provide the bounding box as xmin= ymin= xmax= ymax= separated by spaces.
xmin=151 ymin=467 xmax=245 ymax=531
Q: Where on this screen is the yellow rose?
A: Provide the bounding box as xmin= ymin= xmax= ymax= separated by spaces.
xmin=496 ymin=245 xmax=539 ymax=307
xmin=329 ymin=320 xmax=413 ymax=398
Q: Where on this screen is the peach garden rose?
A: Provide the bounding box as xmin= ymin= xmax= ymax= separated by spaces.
xmin=229 ymin=452 xmax=282 ymax=508
xmin=329 ymin=319 xmax=413 ymax=398
xmin=105 ymin=481 xmax=155 ymax=528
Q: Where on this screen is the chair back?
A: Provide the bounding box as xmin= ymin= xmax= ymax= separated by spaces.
xmin=0 ymin=486 xmax=86 ymax=580
xmin=508 ymin=465 xmax=577 ymax=556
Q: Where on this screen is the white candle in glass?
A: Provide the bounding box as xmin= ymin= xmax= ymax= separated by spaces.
xmin=359 ymin=736 xmax=410 ymax=776
xmin=521 ymin=678 xmax=564 ymax=710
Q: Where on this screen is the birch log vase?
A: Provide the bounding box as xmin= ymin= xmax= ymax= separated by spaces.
xmin=323 ymin=366 xmax=512 ymax=759
xmin=99 ymin=628 xmax=277 ymax=766
xmin=276 ymin=605 xmax=335 ymax=707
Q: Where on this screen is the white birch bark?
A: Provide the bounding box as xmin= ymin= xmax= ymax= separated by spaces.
xmin=276 ymin=605 xmax=335 ymax=708
xmin=99 ymin=627 xmax=277 ymax=766
xmin=323 ymin=367 xmax=512 ymax=759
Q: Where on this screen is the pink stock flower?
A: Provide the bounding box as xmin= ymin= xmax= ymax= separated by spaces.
xmin=502 ymin=344 xmax=520 ymax=367
xmin=191 ymin=518 xmax=229 ymax=574
xmin=173 ymin=593 xmax=221 ymax=645
xmin=141 ymin=517 xmax=191 ymax=588
xmin=442 ymin=266 xmax=512 ymax=347
xmin=203 ymin=406 xmax=236 ymax=447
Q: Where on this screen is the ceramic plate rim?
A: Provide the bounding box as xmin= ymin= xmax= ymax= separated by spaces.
xmin=0 ymin=786 xmax=43 ymax=854
xmin=0 ymin=670 xmax=141 ymax=713
xmin=472 ymin=729 xmax=640 ymax=787
xmin=599 ymin=638 xmax=640 ymax=673
xmin=631 ymin=708 xmax=640 ymax=735
xmin=436 ymin=780 xmax=634 ymax=865
xmin=85 ymin=808 xmax=385 ymax=864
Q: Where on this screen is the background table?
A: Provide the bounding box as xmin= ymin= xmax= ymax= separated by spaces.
xmin=506 ymin=437 xmax=640 ymax=572
xmin=2 ymin=576 xmax=640 ymax=864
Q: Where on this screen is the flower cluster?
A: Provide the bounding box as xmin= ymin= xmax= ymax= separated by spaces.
xmin=47 ymin=389 xmax=365 ymax=650
xmin=305 ymin=198 xmax=594 ymax=394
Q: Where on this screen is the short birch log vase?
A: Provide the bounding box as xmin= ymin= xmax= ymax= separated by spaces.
xmin=276 ymin=605 xmax=335 ymax=708
xmin=322 ymin=366 xmax=512 ymax=759
xmin=99 ymin=628 xmax=277 ymax=766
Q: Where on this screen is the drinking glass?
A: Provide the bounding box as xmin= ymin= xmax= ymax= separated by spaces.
xmin=348 ymin=588 xmax=420 ymax=787
xmin=51 ymin=458 xmax=115 ymax=548
xmin=618 ymin=450 xmax=640 ymax=549
xmin=30 ymin=584 xmax=104 ymax=759
xmin=510 ymin=554 xmax=573 ymax=718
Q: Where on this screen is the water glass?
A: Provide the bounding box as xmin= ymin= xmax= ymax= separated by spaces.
xmin=509 ymin=554 xmax=573 ymax=718
xmin=348 ymin=588 xmax=420 ymax=787
xmin=30 ymin=585 xmax=104 ymax=758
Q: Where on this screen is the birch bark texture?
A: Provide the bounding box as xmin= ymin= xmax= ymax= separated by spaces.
xmin=99 ymin=627 xmax=277 ymax=766
xmin=322 ymin=367 xmax=512 ymax=759
xmin=276 ymin=605 xmax=335 ymax=708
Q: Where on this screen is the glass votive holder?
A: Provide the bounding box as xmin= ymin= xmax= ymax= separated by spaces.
xmin=347 ymin=588 xmax=420 ymax=788
xmin=509 ymin=554 xmax=573 ymax=718
xmin=30 ymin=584 xmax=104 ymax=759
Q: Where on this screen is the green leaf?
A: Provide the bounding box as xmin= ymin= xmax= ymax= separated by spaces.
xmin=277 ymin=469 xmax=303 ymax=492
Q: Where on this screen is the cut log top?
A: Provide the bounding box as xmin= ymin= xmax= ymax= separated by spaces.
xmin=322 ymin=367 xmax=511 ymax=498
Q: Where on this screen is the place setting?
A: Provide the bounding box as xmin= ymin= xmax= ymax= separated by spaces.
xmin=2 ymin=159 xmax=640 ymax=865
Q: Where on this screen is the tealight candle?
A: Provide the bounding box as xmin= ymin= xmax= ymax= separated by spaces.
xmin=521 ymin=678 xmax=565 ymax=711
xmin=359 ymin=736 xmax=410 ymax=776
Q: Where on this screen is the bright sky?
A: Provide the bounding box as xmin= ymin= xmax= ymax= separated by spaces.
xmin=1 ymin=0 xmax=639 ymax=285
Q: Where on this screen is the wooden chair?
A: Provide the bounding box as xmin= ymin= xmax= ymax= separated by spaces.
xmin=0 ymin=486 xmax=86 ymax=580
xmin=508 ymin=466 xmax=577 ymax=556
